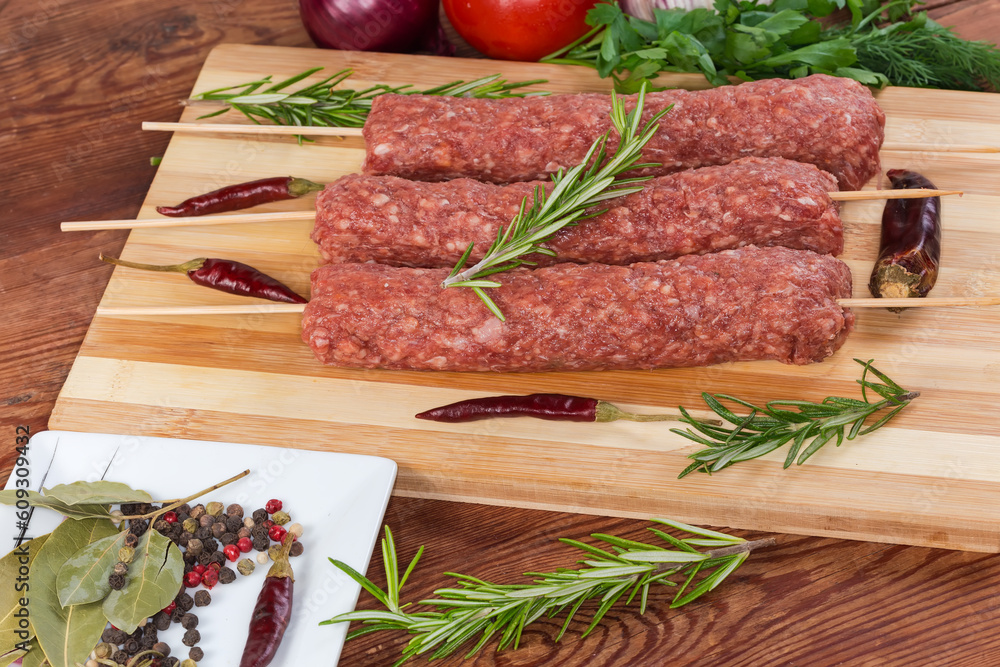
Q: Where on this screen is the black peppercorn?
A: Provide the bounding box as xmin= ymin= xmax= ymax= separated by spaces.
xmin=108 ymin=573 xmax=126 ymax=590
xmin=113 ymin=650 xmax=129 ymax=664
xmin=220 ymin=532 xmax=237 ymax=546
xmin=124 ymin=638 xmax=141 ymax=654
xmin=176 ymin=511 xmax=190 ymax=523
xmin=179 ymin=533 xmax=192 ymax=549
xmin=154 ymin=611 xmax=172 ymax=631
xmin=181 ymin=612 xmax=198 ymax=629
xmin=209 ymin=551 xmax=225 ymax=565
xmin=197 ymin=551 xmax=212 ymax=566
xmin=124 ymin=532 xmax=139 ymax=548
xmin=252 ymin=508 xmax=268 ymax=523
xmin=178 ymin=503 xmax=192 ymax=515
xmin=128 ymin=626 xmax=143 ymax=641
xmin=225 ymin=515 xmax=243 ymax=532
xmin=142 ymin=627 xmax=157 ymax=645
xmin=141 ymin=634 xmax=156 ymax=650
xmin=198 ymin=514 xmax=215 ymax=529
xmin=189 ymin=646 xmax=204 ymax=662
xmin=182 ymin=629 xmax=200 ymax=647
xmin=183 ymin=550 xmax=197 ymax=564
xmin=101 ymin=627 xmax=122 ymax=644
xmin=164 ymin=657 xmax=180 ymax=667
xmin=194 ymin=590 xmax=211 ymax=607
xmin=153 ymin=519 xmax=170 ymax=534
xmin=113 ymin=561 xmax=129 ymax=575
xmin=201 ymin=537 xmax=218 ymax=554
xmin=137 ymin=502 xmax=154 ymax=515
xmin=129 ymin=518 xmax=149 ymax=536
xmin=252 ymin=535 xmax=269 ymax=552
xmin=194 ymin=527 xmax=211 ymax=541
xmin=170 ymin=524 xmax=184 ymax=541
xmin=290 ymin=541 xmax=304 ymax=557
xmin=250 ymin=525 xmax=267 ymax=540
xmin=175 ymin=592 xmax=194 ymax=611
xmin=171 ymin=606 xmax=186 ymax=623
xmin=218 ymin=567 xmax=236 ymax=584
xmin=120 ymin=503 xmax=138 ymax=516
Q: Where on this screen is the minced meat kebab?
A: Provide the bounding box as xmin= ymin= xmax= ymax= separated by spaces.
xmin=313 ymin=157 xmax=844 ymax=268
xmin=362 ymin=74 xmax=884 ymax=191
xmin=301 ymin=246 xmax=853 ymax=372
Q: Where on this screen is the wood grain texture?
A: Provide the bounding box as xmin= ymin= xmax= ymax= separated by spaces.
xmin=1 ymin=1 xmax=999 ymax=665
xmin=42 ymin=43 xmax=1000 ymax=553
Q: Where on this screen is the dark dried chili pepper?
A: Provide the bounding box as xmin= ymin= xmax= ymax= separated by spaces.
xmin=868 ymin=169 xmax=943 ymax=312
xmin=156 ymin=176 xmax=323 ymax=217
xmin=100 ymin=254 xmax=307 ymax=304
xmin=415 ymin=393 xmax=715 ymax=423
xmin=239 ymin=535 xmax=294 ymax=667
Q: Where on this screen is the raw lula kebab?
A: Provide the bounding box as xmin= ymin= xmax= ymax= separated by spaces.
xmin=92 ymin=84 xmax=992 ymax=374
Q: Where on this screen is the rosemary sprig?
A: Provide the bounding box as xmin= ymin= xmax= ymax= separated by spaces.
xmin=324 ymin=522 xmax=774 ymax=665
xmin=675 ymin=359 xmax=919 ymax=478
xmin=190 ymin=68 xmax=549 ymax=131
xmin=441 ymin=85 xmax=669 ymax=320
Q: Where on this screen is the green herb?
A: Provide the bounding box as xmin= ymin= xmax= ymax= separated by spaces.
xmin=29 ymin=519 xmax=117 ymax=667
xmin=675 ymin=359 xmax=918 ymax=478
xmin=324 ymin=522 xmax=775 ymax=666
xmin=0 ymin=535 xmax=49 ymax=657
xmin=0 ymin=489 xmax=110 ymax=520
xmin=42 ymin=480 xmax=151 ymax=506
xmin=56 ymin=531 xmax=132 ymax=607
xmin=190 ymin=68 xmax=549 ymax=139
xmin=441 ymin=85 xmax=669 ymax=320
xmin=544 ymin=0 xmax=1000 ymax=92
xmin=102 ymin=530 xmax=184 ymax=633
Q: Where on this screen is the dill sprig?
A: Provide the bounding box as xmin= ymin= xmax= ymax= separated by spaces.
xmin=190 ymin=67 xmax=549 ymax=130
xmin=441 ymin=85 xmax=669 ymax=320
xmin=324 ymin=522 xmax=775 ymax=666
xmin=675 ymin=359 xmax=919 ymax=478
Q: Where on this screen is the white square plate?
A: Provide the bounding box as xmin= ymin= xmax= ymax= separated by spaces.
xmin=1 ymin=430 xmax=397 ymax=666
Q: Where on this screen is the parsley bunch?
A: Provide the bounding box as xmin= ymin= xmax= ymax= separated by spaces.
xmin=544 ymin=0 xmax=1000 ymax=92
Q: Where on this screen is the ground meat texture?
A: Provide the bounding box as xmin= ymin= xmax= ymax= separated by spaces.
xmin=362 ymin=74 xmax=884 ymax=191
xmin=314 ymin=158 xmax=843 ymax=267
xmin=301 ymin=245 xmax=853 ymax=372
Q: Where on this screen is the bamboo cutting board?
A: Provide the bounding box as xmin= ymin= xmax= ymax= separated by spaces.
xmin=51 ymin=44 xmax=1000 ymax=552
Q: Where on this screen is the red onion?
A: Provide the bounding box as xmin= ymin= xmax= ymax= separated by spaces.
xmin=299 ymin=0 xmax=454 ymax=55
xmin=620 ymin=0 xmax=713 ymax=21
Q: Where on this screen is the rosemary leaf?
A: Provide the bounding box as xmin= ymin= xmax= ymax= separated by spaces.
xmin=675 ymin=359 xmax=919 ymax=478
xmin=325 ymin=522 xmax=774 ymax=663
xmin=441 ymin=85 xmax=671 ymax=319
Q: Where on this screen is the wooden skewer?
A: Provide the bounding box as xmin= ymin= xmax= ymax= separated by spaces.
xmin=143 ymin=122 xmax=1000 ymax=154
xmin=96 ymin=296 xmax=1000 ymax=317
xmin=827 ymin=188 xmax=962 ymax=201
xmin=142 ymin=122 xmax=365 ymax=137
xmin=61 ymin=189 xmax=963 ymax=232
xmin=61 ymin=210 xmax=315 ymax=232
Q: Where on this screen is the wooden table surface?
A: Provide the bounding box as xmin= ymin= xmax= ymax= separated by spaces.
xmin=2 ymin=1 xmax=999 ymax=665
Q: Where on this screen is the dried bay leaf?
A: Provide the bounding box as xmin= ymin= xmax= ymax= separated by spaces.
xmin=0 ymin=491 xmax=109 ymax=520
xmin=56 ymin=530 xmax=129 ymax=607
xmin=0 ymin=534 xmax=49 ymax=655
xmin=29 ymin=519 xmax=117 ymax=667
xmin=41 ymin=481 xmax=151 ymax=507
xmin=20 ymin=643 xmax=49 ymax=667
xmin=103 ymin=530 xmax=183 ymax=633
xmin=0 ymin=648 xmax=27 ymax=667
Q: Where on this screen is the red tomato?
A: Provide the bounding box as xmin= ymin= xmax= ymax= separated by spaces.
xmin=444 ymin=0 xmax=598 ymax=62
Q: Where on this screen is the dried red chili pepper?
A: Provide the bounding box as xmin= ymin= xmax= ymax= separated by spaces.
xmin=239 ymin=535 xmax=294 ymax=667
xmin=156 ymin=176 xmax=323 ymax=217
xmin=100 ymin=254 xmax=307 ymax=304
xmin=416 ymin=393 xmax=698 ymax=423
xmin=868 ymin=169 xmax=943 ymax=312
